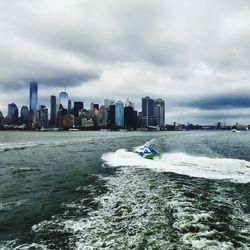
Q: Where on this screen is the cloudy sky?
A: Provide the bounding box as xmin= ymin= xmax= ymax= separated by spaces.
xmin=1 ymin=0 xmax=250 ymax=124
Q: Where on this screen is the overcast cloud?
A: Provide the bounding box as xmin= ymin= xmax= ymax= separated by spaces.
xmin=1 ymin=0 xmax=250 ymax=124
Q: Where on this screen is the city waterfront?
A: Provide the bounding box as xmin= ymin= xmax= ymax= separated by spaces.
xmin=0 ymin=130 xmax=250 ymax=249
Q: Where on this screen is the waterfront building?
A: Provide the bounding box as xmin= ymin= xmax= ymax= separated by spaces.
xmin=92 ymin=108 xmax=100 ymax=128
xmin=20 ymin=106 xmax=29 ymax=125
xmin=73 ymin=102 xmax=83 ymax=117
xmin=104 ymin=99 xmax=115 ymax=108
xmin=63 ymin=115 xmax=74 ymax=129
xmin=8 ymin=103 xmax=18 ymax=125
xmin=59 ymin=91 xmax=68 ymax=109
xmin=109 ymin=105 xmax=116 ymax=130
xmin=57 ymin=104 xmax=68 ymax=128
xmin=37 ymin=105 xmax=48 ymax=128
xmin=154 ymin=99 xmax=165 ymax=127
xmin=99 ymin=106 xmax=108 ymax=127
xmin=115 ymin=101 xmax=124 ymax=127
xmin=29 ymin=81 xmax=38 ymax=115
xmin=82 ymin=119 xmax=94 ymax=128
xmin=0 ymin=111 xmax=4 ymax=128
xmin=90 ymin=103 xmax=99 ymax=112
xmin=50 ymin=95 xmax=56 ymax=127
xmin=124 ymin=106 xmax=137 ymax=130
xmin=141 ymin=96 xmax=157 ymax=128
xmin=68 ymin=100 xmax=72 ymax=114
xmin=125 ymin=98 xmax=135 ymax=109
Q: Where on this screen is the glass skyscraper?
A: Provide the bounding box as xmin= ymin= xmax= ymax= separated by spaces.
xmin=29 ymin=81 xmax=38 ymax=115
xmin=115 ymin=101 xmax=124 ymax=127
xmin=59 ymin=91 xmax=68 ymax=110
xmin=20 ymin=106 xmax=29 ymax=124
xmin=8 ymin=103 xmax=18 ymax=125
xmin=154 ymin=99 xmax=165 ymax=127
xmin=141 ymin=96 xmax=157 ymax=127
xmin=50 ymin=95 xmax=57 ymax=127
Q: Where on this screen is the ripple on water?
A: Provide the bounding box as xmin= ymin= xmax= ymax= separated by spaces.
xmin=9 ymin=167 xmax=249 ymax=249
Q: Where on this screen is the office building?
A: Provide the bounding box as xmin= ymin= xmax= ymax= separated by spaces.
xmin=29 ymin=81 xmax=38 ymax=115
xmin=0 ymin=111 xmax=4 ymax=128
xmin=59 ymin=91 xmax=68 ymax=110
xmin=68 ymin=100 xmax=72 ymax=114
xmin=73 ymin=102 xmax=83 ymax=117
xmin=109 ymin=105 xmax=116 ymax=130
xmin=125 ymin=98 xmax=135 ymax=109
xmin=8 ymin=103 xmax=18 ymax=125
xmin=37 ymin=105 xmax=48 ymax=128
xmin=141 ymin=96 xmax=157 ymax=127
xmin=115 ymin=101 xmax=124 ymax=127
xmin=154 ymin=99 xmax=165 ymax=127
xmin=50 ymin=95 xmax=57 ymax=127
xmin=20 ymin=106 xmax=29 ymax=124
xmin=99 ymin=106 xmax=108 ymax=127
xmin=104 ymin=99 xmax=115 ymax=108
xmin=57 ymin=104 xmax=68 ymax=128
xmin=124 ymin=106 xmax=137 ymax=130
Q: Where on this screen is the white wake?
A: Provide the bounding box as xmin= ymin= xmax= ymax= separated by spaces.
xmin=102 ymin=149 xmax=250 ymax=183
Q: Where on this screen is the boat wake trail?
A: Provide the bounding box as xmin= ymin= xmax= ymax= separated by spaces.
xmin=102 ymin=149 xmax=250 ymax=183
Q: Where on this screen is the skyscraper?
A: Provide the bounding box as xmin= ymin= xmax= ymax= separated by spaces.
xmin=59 ymin=91 xmax=68 ymax=109
xmin=124 ymin=106 xmax=137 ymax=130
xmin=0 ymin=111 xmax=4 ymax=128
xmin=50 ymin=95 xmax=56 ymax=127
xmin=37 ymin=105 xmax=48 ymax=128
xmin=8 ymin=103 xmax=18 ymax=125
xmin=104 ymin=99 xmax=115 ymax=108
xmin=115 ymin=101 xmax=124 ymax=127
xmin=73 ymin=102 xmax=83 ymax=117
xmin=68 ymin=100 xmax=72 ymax=114
xmin=141 ymin=96 xmax=157 ymax=127
xmin=154 ymin=99 xmax=165 ymax=127
xmin=109 ymin=105 xmax=116 ymax=130
xmin=29 ymin=81 xmax=38 ymax=115
xmin=20 ymin=106 xmax=29 ymax=124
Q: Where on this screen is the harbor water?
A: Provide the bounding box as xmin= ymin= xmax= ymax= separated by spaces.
xmin=0 ymin=131 xmax=250 ymax=249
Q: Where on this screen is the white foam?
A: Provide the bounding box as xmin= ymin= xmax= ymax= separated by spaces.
xmin=102 ymin=149 xmax=250 ymax=183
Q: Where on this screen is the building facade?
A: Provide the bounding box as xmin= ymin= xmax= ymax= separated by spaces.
xmin=154 ymin=99 xmax=165 ymax=127
xmin=115 ymin=101 xmax=124 ymax=127
xmin=141 ymin=96 xmax=157 ymax=127
xmin=73 ymin=102 xmax=83 ymax=117
xmin=8 ymin=103 xmax=18 ymax=125
xmin=20 ymin=106 xmax=29 ymax=125
xmin=50 ymin=95 xmax=57 ymax=127
xmin=29 ymin=81 xmax=38 ymax=116
xmin=37 ymin=105 xmax=48 ymax=128
xmin=59 ymin=91 xmax=68 ymax=110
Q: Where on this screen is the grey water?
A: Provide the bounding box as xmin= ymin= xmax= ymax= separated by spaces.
xmin=0 ymin=131 xmax=249 ymax=249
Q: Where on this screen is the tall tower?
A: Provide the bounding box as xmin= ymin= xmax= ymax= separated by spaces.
xmin=154 ymin=99 xmax=165 ymax=127
xmin=8 ymin=103 xmax=18 ymax=125
xmin=59 ymin=91 xmax=68 ymax=109
xmin=141 ymin=96 xmax=156 ymax=127
xmin=115 ymin=101 xmax=124 ymax=127
xmin=29 ymin=81 xmax=38 ymax=115
xmin=50 ymin=95 xmax=56 ymax=127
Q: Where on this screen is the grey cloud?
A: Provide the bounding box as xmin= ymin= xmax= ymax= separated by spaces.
xmin=1 ymin=0 xmax=250 ymax=123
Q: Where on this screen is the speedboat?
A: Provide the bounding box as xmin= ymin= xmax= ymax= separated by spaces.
xmin=130 ymin=145 xmax=160 ymax=159
xmin=232 ymin=129 xmax=240 ymax=133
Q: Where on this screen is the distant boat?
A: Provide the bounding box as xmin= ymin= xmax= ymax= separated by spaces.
xmin=69 ymin=128 xmax=79 ymax=131
xmin=232 ymin=129 xmax=240 ymax=133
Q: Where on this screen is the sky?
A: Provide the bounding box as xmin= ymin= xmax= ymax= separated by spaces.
xmin=1 ymin=0 xmax=250 ymax=124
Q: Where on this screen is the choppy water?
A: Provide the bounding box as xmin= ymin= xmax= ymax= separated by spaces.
xmin=0 ymin=131 xmax=249 ymax=249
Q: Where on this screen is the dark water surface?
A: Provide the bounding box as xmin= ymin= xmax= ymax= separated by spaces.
xmin=0 ymin=131 xmax=249 ymax=249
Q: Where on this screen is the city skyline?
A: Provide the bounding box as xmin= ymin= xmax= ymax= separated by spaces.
xmin=1 ymin=81 xmax=168 ymax=130
xmin=1 ymin=1 xmax=250 ymax=123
